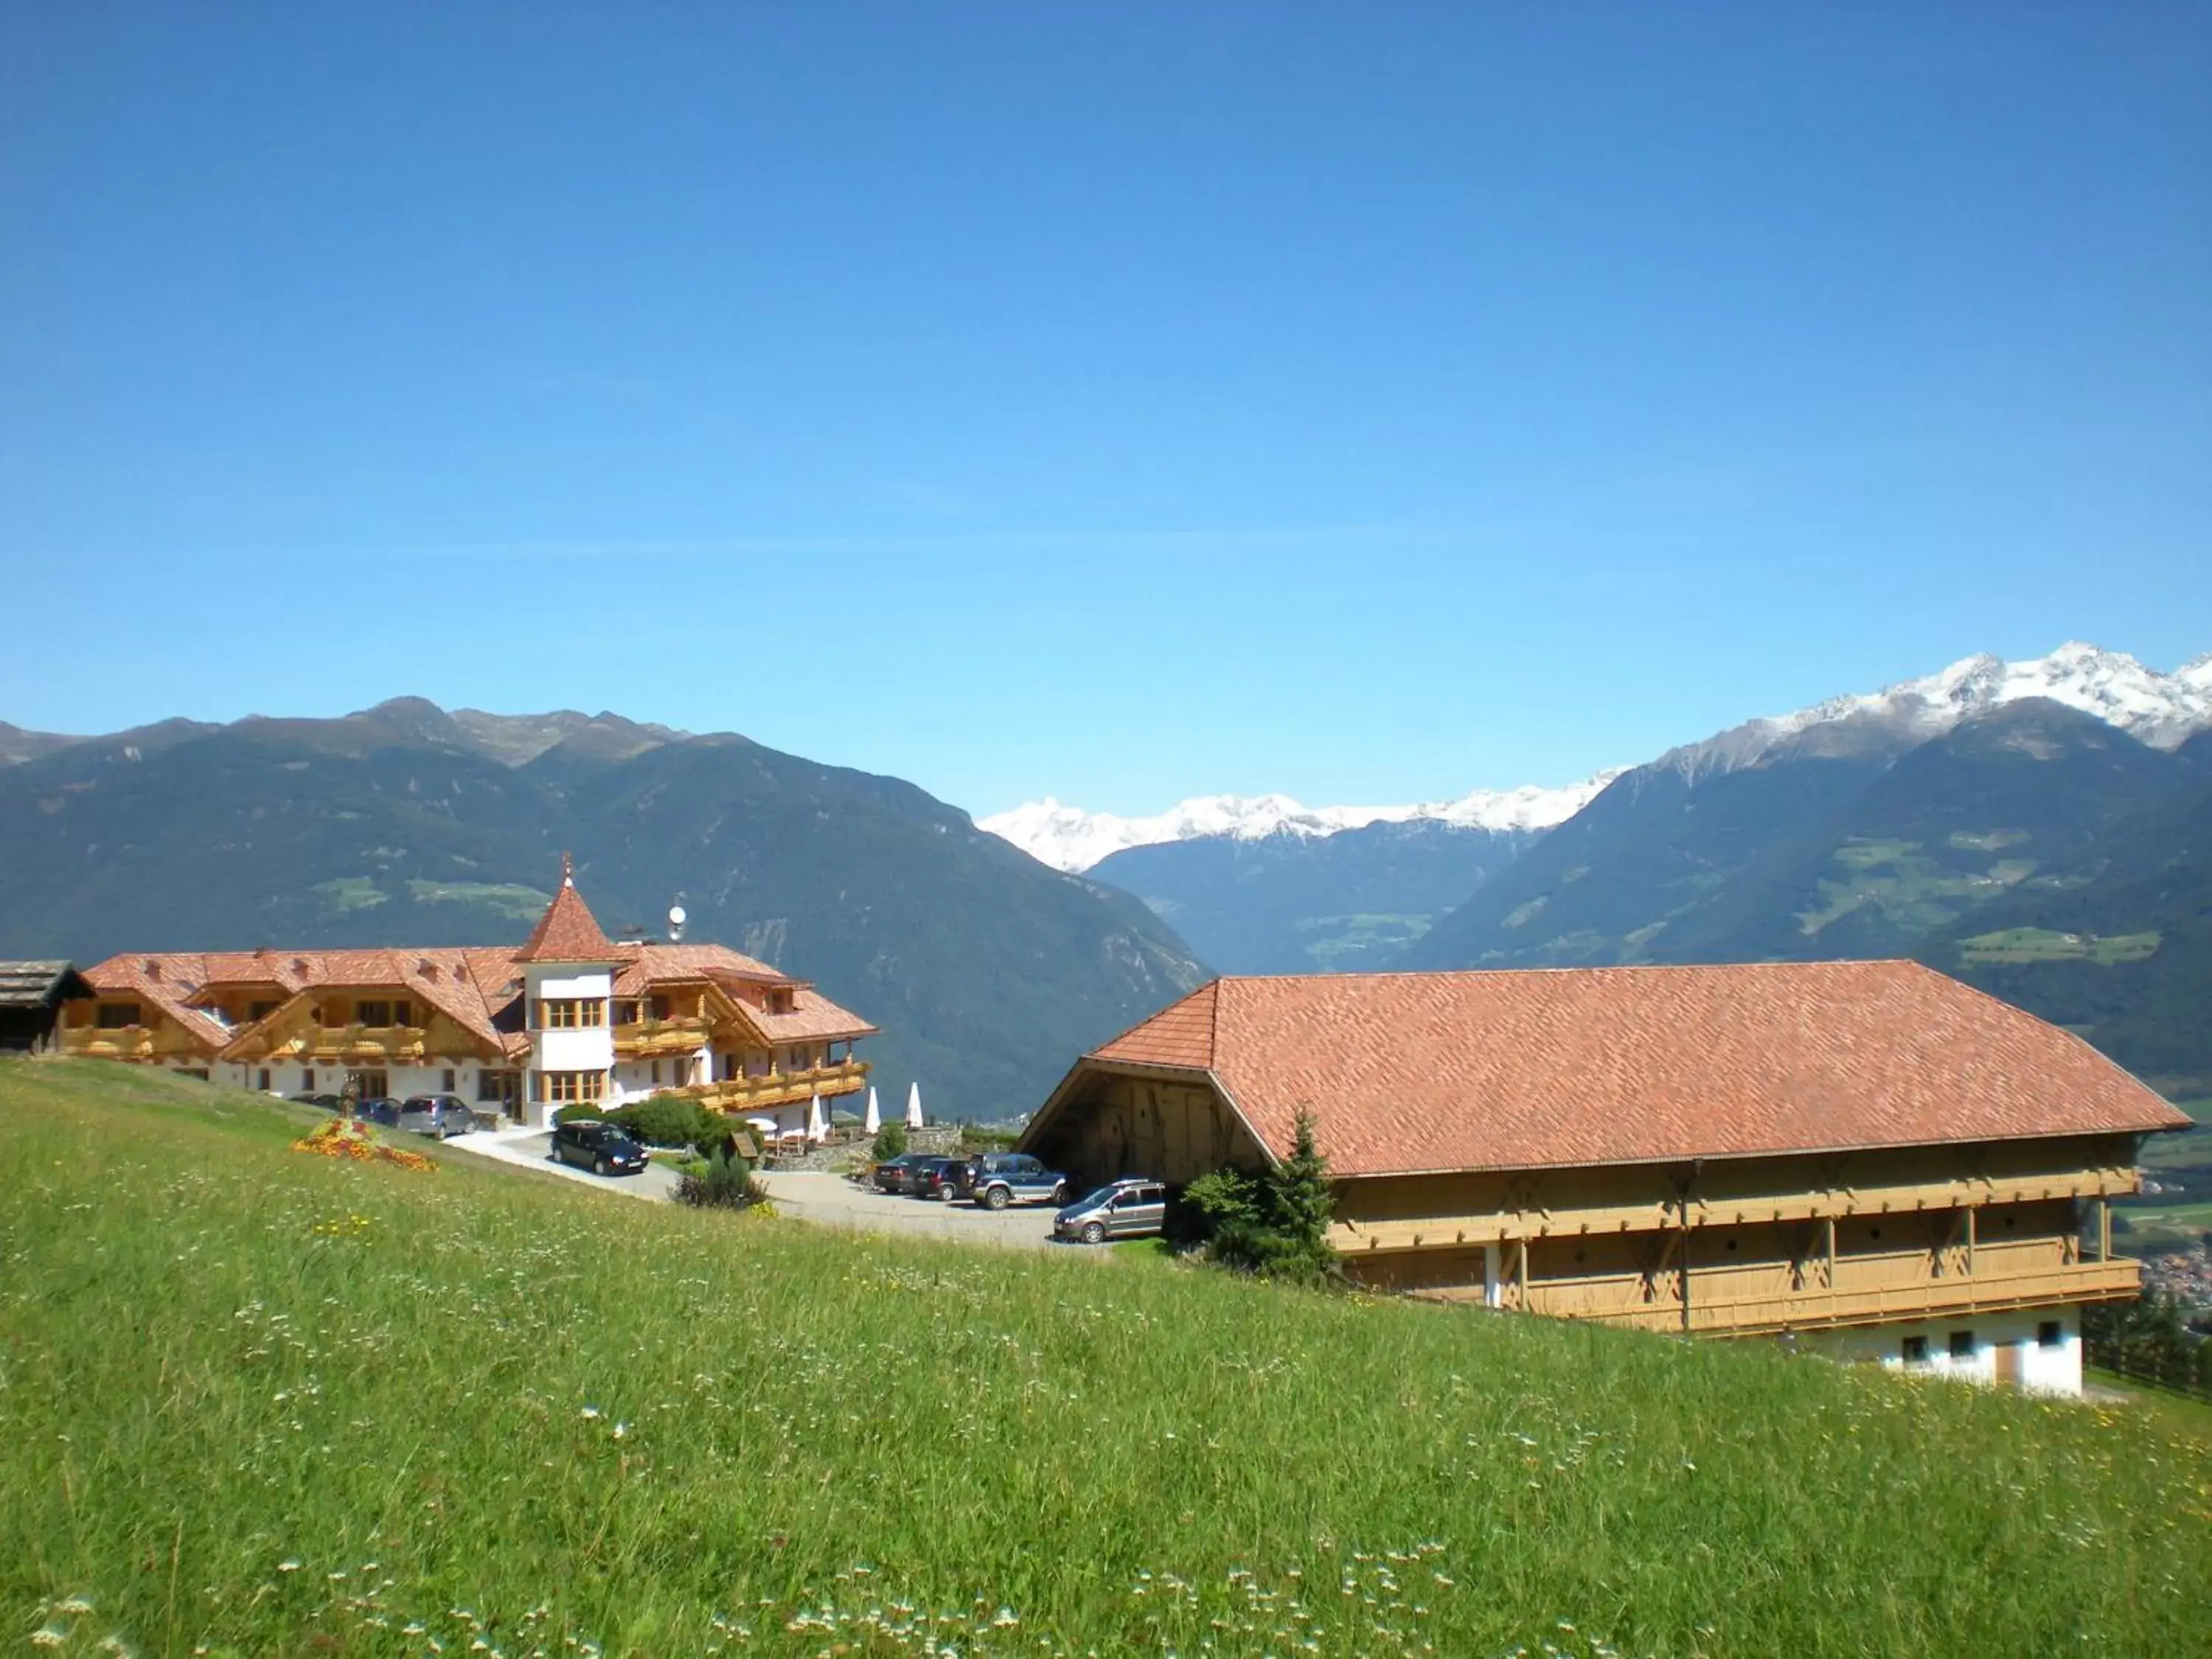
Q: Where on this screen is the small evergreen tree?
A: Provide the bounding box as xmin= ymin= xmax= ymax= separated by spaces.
xmin=1183 ymin=1106 xmax=1341 ymax=1285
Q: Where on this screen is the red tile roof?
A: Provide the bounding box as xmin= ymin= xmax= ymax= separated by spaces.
xmin=1078 ymin=964 xmax=2192 ymax=1178
xmin=514 ymin=877 xmax=620 ymax=964
xmin=75 ymin=885 xmax=873 ymax=1062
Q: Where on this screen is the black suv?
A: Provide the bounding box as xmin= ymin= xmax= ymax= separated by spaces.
xmin=550 ymin=1119 xmax=650 ymax=1177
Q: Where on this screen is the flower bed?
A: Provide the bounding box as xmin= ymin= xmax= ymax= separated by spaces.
xmin=291 ymin=1117 xmax=437 ymax=1172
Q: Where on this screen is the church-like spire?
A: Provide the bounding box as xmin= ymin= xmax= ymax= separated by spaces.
xmin=515 ymin=861 xmax=619 ymax=963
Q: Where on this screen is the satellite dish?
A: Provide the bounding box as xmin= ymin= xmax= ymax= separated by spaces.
xmin=668 ymin=905 xmax=687 ymax=928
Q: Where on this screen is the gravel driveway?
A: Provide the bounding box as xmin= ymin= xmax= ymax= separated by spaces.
xmin=456 ymin=1137 xmax=1068 ymax=1252
xmin=755 ymin=1171 xmax=1065 ymax=1251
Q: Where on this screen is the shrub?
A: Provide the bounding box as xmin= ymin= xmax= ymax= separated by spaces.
xmin=675 ymin=1147 xmax=771 ymax=1211
xmin=607 ymin=1093 xmax=726 ymax=1155
xmin=1183 ymin=1107 xmax=1341 ymax=1286
xmin=872 ymin=1121 xmax=908 ymax=1161
xmin=959 ymin=1126 xmax=1018 ymax=1153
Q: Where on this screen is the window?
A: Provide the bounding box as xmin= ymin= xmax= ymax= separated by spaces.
xmin=356 ymin=1000 xmax=392 ymax=1028
xmin=535 ymin=998 xmax=606 ymax=1030
xmin=354 ymin=1070 xmax=389 ymax=1099
xmin=257 ymin=1068 xmax=272 ymax=1092
xmin=538 ymin=1070 xmax=605 ymax=1105
xmin=1902 ymin=1336 xmax=1929 ymax=1365
xmin=96 ymin=1002 xmax=142 ymax=1029
xmin=649 ymin=995 xmax=672 ymax=1021
xmin=248 ymin=1000 xmax=279 ymax=1022
xmin=2037 ymin=1320 xmax=2064 ymax=1349
xmin=613 ymin=1000 xmax=641 ymax=1026
xmin=476 ymin=1070 xmax=517 ymax=1103
xmin=1948 ymin=1331 xmax=1975 ymax=1361
xmin=649 ymin=1060 xmax=661 ymax=1085
xmin=441 ymin=1068 xmax=456 ymax=1092
xmin=301 ymin=1068 xmax=316 ymax=1091
xmin=394 ymin=1000 xmax=413 ymax=1026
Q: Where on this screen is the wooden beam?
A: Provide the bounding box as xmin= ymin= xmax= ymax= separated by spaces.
xmin=1326 ymin=1166 xmax=2129 ymax=1255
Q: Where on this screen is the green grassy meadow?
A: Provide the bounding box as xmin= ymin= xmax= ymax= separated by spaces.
xmin=4 ymin=1061 xmax=2209 ymax=1658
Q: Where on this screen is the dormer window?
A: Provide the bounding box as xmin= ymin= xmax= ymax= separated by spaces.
xmin=96 ymin=1002 xmax=143 ymax=1029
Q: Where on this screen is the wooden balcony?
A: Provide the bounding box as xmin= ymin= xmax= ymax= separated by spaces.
xmin=1415 ymin=1257 xmax=2141 ymax=1335
xmin=668 ymin=1060 xmax=869 ymax=1114
xmin=293 ymin=1024 xmax=429 ymax=1062
xmin=60 ymin=1026 xmax=157 ymax=1061
xmin=612 ymin=1018 xmax=711 ymax=1059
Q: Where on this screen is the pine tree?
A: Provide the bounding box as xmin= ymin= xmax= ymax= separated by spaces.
xmin=1260 ymin=1106 xmax=1341 ymax=1284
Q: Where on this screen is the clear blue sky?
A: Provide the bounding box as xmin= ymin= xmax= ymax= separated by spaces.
xmin=4 ymin=3 xmax=2206 ymax=816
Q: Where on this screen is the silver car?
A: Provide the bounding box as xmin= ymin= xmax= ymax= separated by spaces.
xmin=1054 ymin=1179 xmax=1168 ymax=1245
xmin=397 ymin=1093 xmax=480 ymax=1139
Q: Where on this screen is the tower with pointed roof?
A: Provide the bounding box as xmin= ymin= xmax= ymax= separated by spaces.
xmin=517 ymin=855 xmax=622 ymax=1127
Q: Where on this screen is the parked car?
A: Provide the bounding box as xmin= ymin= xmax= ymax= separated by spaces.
xmin=963 ymin=1152 xmax=1068 ymax=1211
xmin=357 ymin=1096 xmax=403 ymax=1127
xmin=911 ymin=1155 xmax=967 ymax=1201
xmin=288 ymin=1092 xmax=343 ymax=1110
xmin=398 ymin=1093 xmax=480 ymax=1139
xmin=1054 ymin=1179 xmax=1169 ymax=1245
xmin=549 ymin=1119 xmax=650 ymax=1176
xmin=872 ymin=1152 xmax=933 ymax=1194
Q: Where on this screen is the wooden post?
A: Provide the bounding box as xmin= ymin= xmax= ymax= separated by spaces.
xmin=1680 ymin=1223 xmax=1693 ymax=1333
xmin=2098 ymin=1198 xmax=2110 ymax=1262
xmin=1964 ymin=1206 xmax=1976 ymax=1278
xmin=1825 ymin=1214 xmax=1837 ymax=1316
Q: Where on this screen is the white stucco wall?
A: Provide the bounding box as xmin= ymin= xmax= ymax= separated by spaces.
xmin=1803 ymin=1306 xmax=2083 ymax=1396
xmin=532 ymin=970 xmax=612 ymax=1001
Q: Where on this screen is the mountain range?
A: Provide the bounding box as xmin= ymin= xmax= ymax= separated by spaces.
xmin=984 ymin=644 xmax=2212 ymax=1091
xmin=0 ymin=700 xmax=1205 ymax=1116
xmin=7 ymin=641 xmax=2208 ymax=1113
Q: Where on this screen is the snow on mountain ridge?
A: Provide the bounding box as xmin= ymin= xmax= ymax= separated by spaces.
xmin=981 ymin=773 xmax=1624 ymax=874
xmin=1672 ymin=642 xmax=2212 ymax=776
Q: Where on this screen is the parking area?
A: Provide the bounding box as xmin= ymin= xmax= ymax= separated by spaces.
xmin=451 ymin=1135 xmax=1074 ymax=1250
xmin=756 ymin=1171 xmax=1064 ymax=1251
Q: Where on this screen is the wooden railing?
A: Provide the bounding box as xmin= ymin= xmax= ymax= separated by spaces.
xmin=60 ymin=1027 xmax=157 ymax=1061
xmin=669 ymin=1060 xmax=869 ymax=1113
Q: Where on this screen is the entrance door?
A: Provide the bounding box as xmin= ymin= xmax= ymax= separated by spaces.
xmin=1993 ymin=1340 xmax=2023 ymax=1389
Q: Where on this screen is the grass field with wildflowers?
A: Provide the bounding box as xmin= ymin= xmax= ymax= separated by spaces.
xmin=3 ymin=1059 xmax=2208 ymax=1658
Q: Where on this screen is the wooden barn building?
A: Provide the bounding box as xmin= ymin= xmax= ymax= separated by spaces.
xmin=1017 ymin=962 xmax=2191 ymax=1394
xmin=0 ymin=961 xmax=94 ymax=1054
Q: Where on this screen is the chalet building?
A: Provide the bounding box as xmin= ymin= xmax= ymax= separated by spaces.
xmin=0 ymin=961 xmax=94 ymax=1054
xmin=1018 ymin=963 xmax=2193 ymax=1395
xmin=57 ymin=865 xmax=875 ymax=1133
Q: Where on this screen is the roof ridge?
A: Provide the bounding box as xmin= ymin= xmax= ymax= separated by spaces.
xmin=1205 ymin=959 xmax=1927 ymax=984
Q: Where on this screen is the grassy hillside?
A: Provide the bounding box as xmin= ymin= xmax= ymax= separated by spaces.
xmin=4 ymin=1062 xmax=2208 ymax=1658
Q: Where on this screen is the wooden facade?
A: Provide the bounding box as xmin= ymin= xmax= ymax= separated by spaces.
xmin=1024 ymin=1064 xmax=2154 ymax=1343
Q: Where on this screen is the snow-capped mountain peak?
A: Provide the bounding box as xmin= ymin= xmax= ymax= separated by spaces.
xmin=979 ymin=773 xmax=1623 ymax=873
xmin=1667 ymin=642 xmax=2212 ymax=777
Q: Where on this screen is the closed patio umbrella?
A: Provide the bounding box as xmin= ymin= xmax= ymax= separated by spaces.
xmin=863 ymin=1086 xmax=880 ymax=1135
xmin=905 ymin=1081 xmax=924 ymax=1130
xmin=805 ymin=1091 xmax=826 ymax=1144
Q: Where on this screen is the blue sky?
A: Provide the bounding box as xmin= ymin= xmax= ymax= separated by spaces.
xmin=3 ymin=3 xmax=2206 ymax=816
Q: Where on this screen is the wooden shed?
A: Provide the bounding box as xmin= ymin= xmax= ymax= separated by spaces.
xmin=0 ymin=961 xmax=95 ymax=1054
